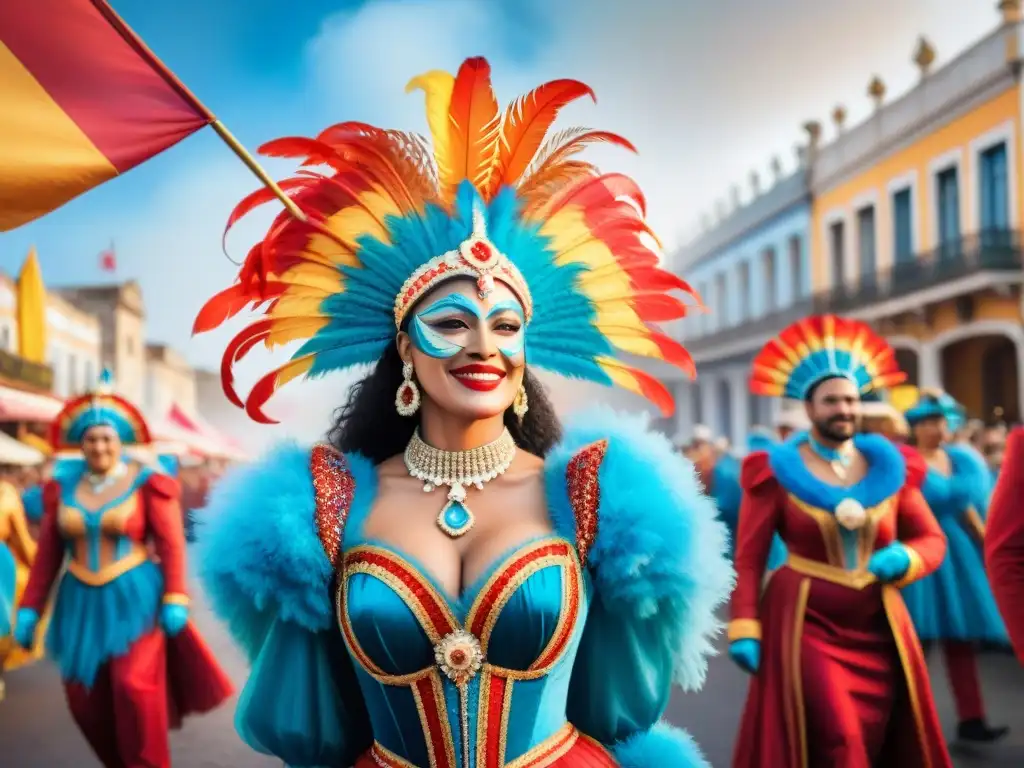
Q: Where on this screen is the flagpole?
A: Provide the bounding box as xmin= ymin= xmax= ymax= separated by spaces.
xmin=92 ymin=0 xmax=307 ymax=223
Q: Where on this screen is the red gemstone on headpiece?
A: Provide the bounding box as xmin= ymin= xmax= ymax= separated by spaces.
xmin=471 ymin=241 xmax=492 ymax=262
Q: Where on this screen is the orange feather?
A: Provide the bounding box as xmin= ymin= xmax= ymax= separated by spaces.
xmin=494 ymin=79 xmax=595 ymax=192
xmin=446 ymin=57 xmax=501 ymax=199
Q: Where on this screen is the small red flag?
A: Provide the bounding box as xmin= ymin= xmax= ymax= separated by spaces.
xmin=0 ymin=0 xmax=214 ymax=231
xmin=99 ymin=242 xmax=117 ymax=272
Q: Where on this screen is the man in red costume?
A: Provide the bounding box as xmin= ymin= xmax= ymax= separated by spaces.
xmin=986 ymin=426 xmax=1024 ymax=663
xmin=729 ymin=315 xmax=952 ymax=768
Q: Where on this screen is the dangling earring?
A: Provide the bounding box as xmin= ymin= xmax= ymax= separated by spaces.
xmin=396 ymin=361 xmax=420 ymax=416
xmin=512 ymin=384 xmax=529 ymax=422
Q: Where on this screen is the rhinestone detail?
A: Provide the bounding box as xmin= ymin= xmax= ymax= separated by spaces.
xmin=311 ymin=444 xmax=355 ymax=568
xmin=566 ymin=440 xmax=608 ymax=566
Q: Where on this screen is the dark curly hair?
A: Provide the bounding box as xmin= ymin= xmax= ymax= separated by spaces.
xmin=327 ymin=342 xmax=562 ymax=464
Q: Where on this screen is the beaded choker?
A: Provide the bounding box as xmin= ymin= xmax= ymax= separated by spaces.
xmin=404 ymin=428 xmax=516 ymax=539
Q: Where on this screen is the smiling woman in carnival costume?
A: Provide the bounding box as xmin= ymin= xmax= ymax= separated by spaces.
xmin=13 ymin=372 xmax=233 ymax=768
xmin=729 ymin=315 xmax=952 ymax=768
xmin=195 ymin=57 xmax=733 ymax=768
xmin=900 ymin=390 xmax=1009 ymax=745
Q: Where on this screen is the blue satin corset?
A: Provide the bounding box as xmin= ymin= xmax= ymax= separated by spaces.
xmin=337 ymin=535 xmax=592 ymax=767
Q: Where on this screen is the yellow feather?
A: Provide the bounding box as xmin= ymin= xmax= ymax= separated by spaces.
xmin=301 ymin=233 xmax=359 ymax=268
xmin=269 ymin=294 xmax=329 ymax=318
xmin=597 ymin=359 xmax=641 ymax=395
xmin=406 ymin=70 xmax=457 ymax=191
xmin=606 ymin=334 xmax=661 ymax=359
xmin=280 ymin=262 xmax=343 ymax=294
xmin=275 ymin=355 xmax=316 ymax=388
xmin=265 ymin=316 xmax=329 ymax=348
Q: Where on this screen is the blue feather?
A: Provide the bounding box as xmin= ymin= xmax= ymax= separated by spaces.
xmin=612 ymin=723 xmax=710 ymax=768
xmin=545 ymin=406 xmax=734 ymax=691
xmin=196 ymin=442 xmax=330 ymax=659
xmin=769 ymin=433 xmax=905 ymax=511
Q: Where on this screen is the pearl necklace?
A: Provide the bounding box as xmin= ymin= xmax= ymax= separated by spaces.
xmin=86 ymin=462 xmax=127 ymax=494
xmin=404 ymin=428 xmax=516 ymax=539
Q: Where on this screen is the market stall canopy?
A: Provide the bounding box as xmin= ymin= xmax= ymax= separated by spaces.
xmin=166 ymin=404 xmax=247 ymax=460
xmin=0 ymin=385 xmax=63 ymax=422
xmin=0 ymin=430 xmax=45 ymax=465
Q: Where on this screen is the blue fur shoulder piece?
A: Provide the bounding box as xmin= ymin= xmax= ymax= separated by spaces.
xmin=544 ymin=406 xmax=734 ymax=691
xmin=197 ymin=441 xmax=341 ymax=659
xmin=945 ymin=442 xmax=993 ymax=512
xmin=613 ymin=722 xmax=710 ymax=768
xmin=769 ymin=432 xmax=905 ymax=511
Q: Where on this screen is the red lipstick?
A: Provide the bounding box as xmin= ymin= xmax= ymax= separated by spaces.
xmin=450 ymin=364 xmax=506 ymax=392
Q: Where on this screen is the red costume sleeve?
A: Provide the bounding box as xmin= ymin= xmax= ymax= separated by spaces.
xmin=985 ymin=427 xmax=1024 ymax=663
xmin=898 ymin=444 xmax=927 ymax=490
xmin=19 ymin=481 xmax=65 ymax=612
xmin=892 ymin=484 xmax=946 ymax=588
xmin=728 ymin=451 xmax=781 ymax=642
xmin=143 ymin=472 xmax=189 ymax=604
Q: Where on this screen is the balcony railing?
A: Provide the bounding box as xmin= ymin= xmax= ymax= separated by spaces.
xmin=683 ymin=228 xmax=1023 ymax=355
xmin=0 ymin=349 xmax=54 ymax=392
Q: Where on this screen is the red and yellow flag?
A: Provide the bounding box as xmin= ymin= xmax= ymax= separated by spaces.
xmin=0 ymin=0 xmax=213 ymax=231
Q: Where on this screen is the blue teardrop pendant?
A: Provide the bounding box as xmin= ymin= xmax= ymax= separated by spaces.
xmin=437 ymin=499 xmax=475 ymax=539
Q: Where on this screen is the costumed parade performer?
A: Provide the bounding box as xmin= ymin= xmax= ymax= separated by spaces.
xmin=195 ymin=56 xmax=733 ymax=768
xmin=859 ymin=391 xmax=909 ymax=444
xmin=986 ymin=426 xmax=1024 ymax=663
xmin=689 ymin=426 xmax=785 ymax=568
xmin=13 ymin=371 xmax=233 ymax=768
xmin=729 ymin=315 xmax=952 ymax=768
xmin=901 ymin=390 xmax=1009 ymax=744
xmin=0 ymin=478 xmax=39 ymax=700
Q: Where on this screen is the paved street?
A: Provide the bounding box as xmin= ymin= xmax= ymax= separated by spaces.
xmin=3 ymin=573 xmax=1024 ymax=767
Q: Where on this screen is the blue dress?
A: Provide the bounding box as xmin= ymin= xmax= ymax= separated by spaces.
xmin=198 ymin=409 xmax=734 ymax=768
xmin=901 ymin=444 xmax=1008 ymax=644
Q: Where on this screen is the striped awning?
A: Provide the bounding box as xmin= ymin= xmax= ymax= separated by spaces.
xmin=0 ymin=384 xmax=63 ymax=422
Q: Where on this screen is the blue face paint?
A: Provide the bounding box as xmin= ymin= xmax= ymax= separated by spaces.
xmin=409 ymin=292 xmax=526 ymax=361
xmin=486 ymin=300 xmax=525 ymax=360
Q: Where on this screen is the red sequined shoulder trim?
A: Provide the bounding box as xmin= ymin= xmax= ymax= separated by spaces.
xmin=310 ymin=444 xmax=356 ymax=569
xmin=565 ymin=439 xmax=608 ymax=566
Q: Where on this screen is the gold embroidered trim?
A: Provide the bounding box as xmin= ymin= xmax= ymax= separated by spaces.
xmin=478 ymin=554 xmax=567 ymax=649
xmin=66 ymin=549 xmax=148 ymax=586
xmin=892 ymin=546 xmax=926 ymax=588
xmin=162 ymin=592 xmax=190 ymax=606
xmin=785 ymin=553 xmax=877 ymax=590
xmin=410 ymin=670 xmax=457 ymax=768
xmin=881 ymin=587 xmax=931 ymax=768
xmin=370 ymin=741 xmax=417 ymax=767
xmin=727 ymin=618 xmax=762 ymax=642
xmin=791 ymin=578 xmax=810 ymax=768
xmin=505 ymin=723 xmax=579 ymax=767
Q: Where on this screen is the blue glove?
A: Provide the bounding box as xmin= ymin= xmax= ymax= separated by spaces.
xmin=13 ymin=608 xmax=39 ymax=649
xmin=867 ymin=542 xmax=911 ymax=583
xmin=729 ymin=638 xmax=760 ymax=674
xmin=160 ymin=603 xmax=189 ymax=637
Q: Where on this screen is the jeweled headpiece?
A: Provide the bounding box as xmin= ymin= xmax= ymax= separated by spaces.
xmin=749 ymin=315 xmax=906 ymax=400
xmin=49 ymin=368 xmax=151 ymax=450
xmin=195 ymin=57 xmax=702 ymax=423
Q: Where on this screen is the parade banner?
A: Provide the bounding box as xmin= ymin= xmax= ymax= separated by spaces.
xmin=0 ymin=0 xmax=214 ymax=231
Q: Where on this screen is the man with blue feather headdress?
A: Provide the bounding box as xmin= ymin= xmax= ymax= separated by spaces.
xmin=901 ymin=389 xmax=1009 ymax=745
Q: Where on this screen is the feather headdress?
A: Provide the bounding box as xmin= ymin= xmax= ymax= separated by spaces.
xmin=50 ymin=368 xmax=151 ymax=450
xmin=749 ymin=315 xmax=906 ymax=400
xmin=194 ymin=56 xmax=702 ymax=423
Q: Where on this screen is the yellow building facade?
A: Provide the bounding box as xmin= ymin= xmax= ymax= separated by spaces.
xmin=809 ymin=8 xmax=1024 ymax=422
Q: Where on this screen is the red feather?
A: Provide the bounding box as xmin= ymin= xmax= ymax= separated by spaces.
xmin=219 ymin=320 xmax=278 ymax=408
xmin=223 ymin=178 xmax=311 ymax=252
xmin=649 ymin=332 xmax=697 ymax=377
xmin=632 ymin=294 xmax=689 ymax=322
xmin=447 ymin=57 xmax=501 ymax=197
xmin=496 ymin=79 xmax=596 ymax=189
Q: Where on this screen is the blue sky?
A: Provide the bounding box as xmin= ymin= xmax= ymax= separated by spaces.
xmin=0 ymin=0 xmax=997 ymax=442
